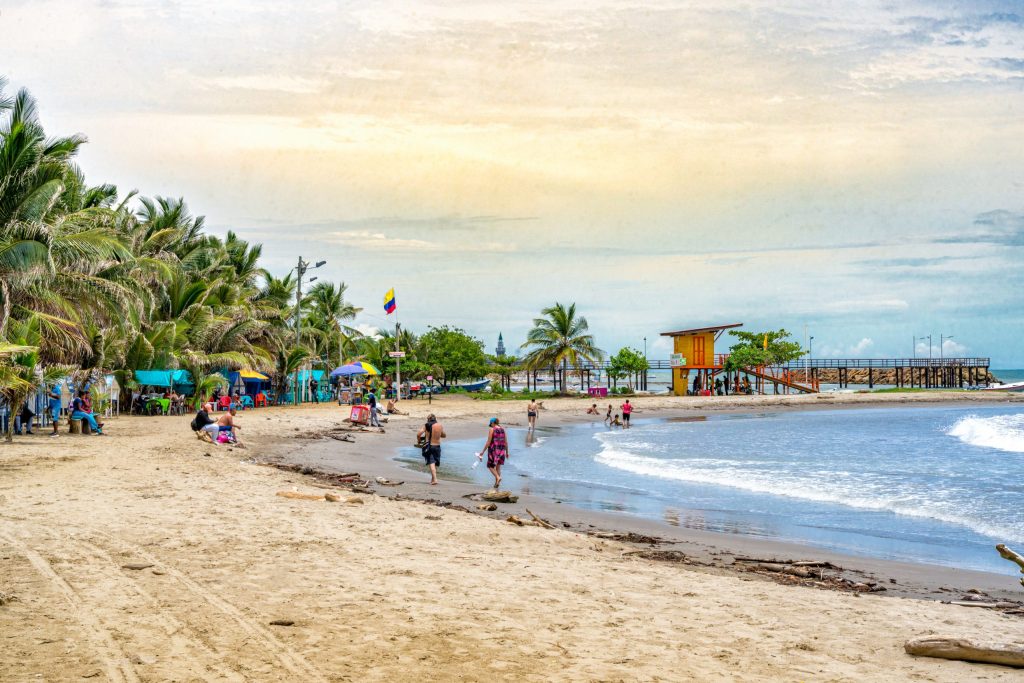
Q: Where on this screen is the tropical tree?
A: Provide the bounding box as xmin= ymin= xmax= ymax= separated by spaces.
xmin=487 ymin=354 xmax=520 ymax=391
xmin=724 ymin=329 xmax=805 ymax=371
xmin=416 ymin=326 xmax=487 ymax=388
xmin=520 ymin=302 xmax=603 ymax=393
xmin=608 ymin=347 xmax=648 ymax=391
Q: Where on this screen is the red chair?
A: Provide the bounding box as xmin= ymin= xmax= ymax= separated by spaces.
xmin=218 ymin=395 xmax=231 ymax=411
xmin=254 ymin=392 xmax=267 ymax=408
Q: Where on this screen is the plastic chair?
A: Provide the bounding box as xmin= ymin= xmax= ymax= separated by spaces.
xmin=218 ymin=395 xmax=231 ymax=411
xmin=254 ymin=393 xmax=267 ymax=408
xmin=240 ymin=395 xmax=254 ymax=409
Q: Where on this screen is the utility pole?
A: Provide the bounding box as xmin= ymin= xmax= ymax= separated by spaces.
xmin=293 ymin=256 xmax=326 ymax=404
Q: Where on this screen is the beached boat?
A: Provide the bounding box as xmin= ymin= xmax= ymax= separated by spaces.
xmin=459 ymin=379 xmax=491 ymax=392
xmin=975 ymin=381 xmax=1024 ymax=392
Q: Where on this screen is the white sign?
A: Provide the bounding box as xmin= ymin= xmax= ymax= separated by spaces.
xmin=388 ymin=351 xmax=406 ymax=358
xmin=670 ymin=353 xmax=687 ymax=367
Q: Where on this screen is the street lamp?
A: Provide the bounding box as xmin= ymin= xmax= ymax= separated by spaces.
xmin=919 ymin=335 xmax=932 ymax=361
xmin=940 ymin=334 xmax=953 ymax=361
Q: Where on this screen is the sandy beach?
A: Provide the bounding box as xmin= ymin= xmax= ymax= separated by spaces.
xmin=2 ymin=392 xmax=1024 ymax=681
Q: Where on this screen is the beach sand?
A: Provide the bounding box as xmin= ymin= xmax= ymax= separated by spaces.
xmin=2 ymin=392 xmax=1023 ymax=681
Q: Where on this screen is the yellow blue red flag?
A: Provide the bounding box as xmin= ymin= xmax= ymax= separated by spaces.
xmin=384 ymin=288 xmax=396 ymax=315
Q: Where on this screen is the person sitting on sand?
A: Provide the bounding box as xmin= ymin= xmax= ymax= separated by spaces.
xmin=417 ymin=414 xmax=446 ymax=485
xmin=71 ymin=390 xmax=104 ymax=435
xmin=610 ymin=413 xmax=622 ymax=428
xmin=586 ymin=403 xmax=599 ymax=415
xmin=216 ymin=407 xmax=243 ymax=445
xmin=191 ymin=402 xmax=219 ymax=443
xmin=477 ymin=417 xmax=509 ymax=489
xmin=385 ymin=398 xmax=403 ymax=415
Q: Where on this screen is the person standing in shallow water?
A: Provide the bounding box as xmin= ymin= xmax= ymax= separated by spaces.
xmin=527 ymin=399 xmax=539 ymax=430
xmin=477 ymin=417 xmax=509 ymax=489
xmin=417 ymin=414 xmax=446 ymax=485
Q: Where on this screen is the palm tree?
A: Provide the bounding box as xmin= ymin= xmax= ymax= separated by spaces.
xmin=0 ymin=316 xmax=72 ymax=441
xmin=521 ymin=302 xmax=603 ymax=393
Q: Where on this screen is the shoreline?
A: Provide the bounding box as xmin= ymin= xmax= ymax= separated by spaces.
xmin=272 ymin=392 xmax=1024 ymax=603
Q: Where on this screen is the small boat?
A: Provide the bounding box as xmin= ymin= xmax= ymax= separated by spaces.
xmin=459 ymin=379 xmax=491 ymax=392
xmin=976 ymin=381 xmax=1024 ymax=392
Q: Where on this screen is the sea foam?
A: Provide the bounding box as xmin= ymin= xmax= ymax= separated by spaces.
xmin=947 ymin=413 xmax=1024 ymax=453
xmin=592 ymin=432 xmax=1023 ymax=543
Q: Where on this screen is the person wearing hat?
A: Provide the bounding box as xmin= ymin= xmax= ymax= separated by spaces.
xmin=477 ymin=417 xmax=509 ymax=489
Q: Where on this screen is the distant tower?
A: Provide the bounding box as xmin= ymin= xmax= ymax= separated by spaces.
xmin=496 ymin=333 xmax=506 ymax=357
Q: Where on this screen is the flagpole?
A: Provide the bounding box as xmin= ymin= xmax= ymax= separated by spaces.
xmin=395 ymin=313 xmax=402 ymax=404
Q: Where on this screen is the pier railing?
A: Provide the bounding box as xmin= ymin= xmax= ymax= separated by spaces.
xmin=781 ymin=357 xmax=990 ymax=370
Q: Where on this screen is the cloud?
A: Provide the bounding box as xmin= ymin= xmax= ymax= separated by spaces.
xmin=821 ymin=299 xmax=909 ymax=314
xmin=850 ymin=337 xmax=874 ymax=356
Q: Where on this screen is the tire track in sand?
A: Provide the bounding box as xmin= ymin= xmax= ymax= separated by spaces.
xmin=0 ymin=529 xmax=140 ymax=683
xmin=85 ymin=527 xmax=329 ymax=682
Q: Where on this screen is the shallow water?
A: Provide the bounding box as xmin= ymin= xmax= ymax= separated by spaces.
xmin=397 ymin=405 xmax=1024 ymax=575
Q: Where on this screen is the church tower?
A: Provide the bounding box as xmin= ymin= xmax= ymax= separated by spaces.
xmin=496 ymin=333 xmax=506 ymax=356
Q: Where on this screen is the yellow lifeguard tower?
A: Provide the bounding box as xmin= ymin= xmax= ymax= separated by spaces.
xmin=661 ymin=323 xmax=743 ymax=396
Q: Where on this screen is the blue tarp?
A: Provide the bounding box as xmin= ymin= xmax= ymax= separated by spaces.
xmin=134 ymin=369 xmax=194 ymax=388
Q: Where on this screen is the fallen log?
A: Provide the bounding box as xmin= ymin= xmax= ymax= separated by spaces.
xmin=905 ymin=636 xmax=1024 ymax=668
xmin=996 ymin=544 xmax=1024 ymax=588
xmin=276 ymin=490 xmax=325 ymax=501
xmin=482 ymin=490 xmax=518 ymax=503
xmin=525 ymin=508 xmax=556 ymax=530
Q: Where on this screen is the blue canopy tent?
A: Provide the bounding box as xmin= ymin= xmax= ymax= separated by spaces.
xmin=285 ymin=369 xmax=327 ymax=403
xmin=134 ymin=369 xmax=194 ymax=393
xmin=227 ymin=369 xmax=270 ymax=397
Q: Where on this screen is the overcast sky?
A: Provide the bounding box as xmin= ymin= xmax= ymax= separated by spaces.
xmin=5 ymin=0 xmax=1024 ymax=364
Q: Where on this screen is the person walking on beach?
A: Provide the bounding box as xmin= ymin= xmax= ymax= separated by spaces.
xmin=604 ymin=404 xmax=613 ymax=426
xmin=527 ymin=399 xmax=539 ymax=430
xmin=621 ymin=399 xmax=633 ymax=428
xmin=477 ymin=417 xmax=509 ymax=489
xmin=417 ymin=414 xmax=446 ymax=485
xmin=47 ymin=382 xmax=62 ymax=438
xmin=367 ymin=390 xmax=380 ymax=427
xmin=309 ymin=376 xmax=319 ymax=403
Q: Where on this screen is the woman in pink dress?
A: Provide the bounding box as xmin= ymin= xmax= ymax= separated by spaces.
xmin=477 ymin=417 xmax=509 ymax=489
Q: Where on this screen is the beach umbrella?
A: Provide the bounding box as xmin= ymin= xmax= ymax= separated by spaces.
xmin=330 ymin=361 xmax=381 ymax=378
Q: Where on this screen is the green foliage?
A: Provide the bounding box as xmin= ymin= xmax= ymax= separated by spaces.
xmin=521 ymin=302 xmax=603 ymax=393
xmin=416 ymin=326 xmax=487 ymax=386
xmin=608 ymin=347 xmax=648 ymax=390
xmin=474 ymin=390 xmax=561 ymax=401
xmin=724 ymin=329 xmax=805 ymax=371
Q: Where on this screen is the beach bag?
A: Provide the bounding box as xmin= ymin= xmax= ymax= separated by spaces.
xmin=217 ymin=431 xmax=231 ymax=443
xmin=190 ymin=418 xmax=199 ymax=431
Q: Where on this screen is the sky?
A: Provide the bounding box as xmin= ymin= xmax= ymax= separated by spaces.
xmin=4 ymin=0 xmax=1024 ymax=365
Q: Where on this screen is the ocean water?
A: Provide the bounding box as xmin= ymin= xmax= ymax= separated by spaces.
xmin=398 ymin=405 xmax=1024 ymax=574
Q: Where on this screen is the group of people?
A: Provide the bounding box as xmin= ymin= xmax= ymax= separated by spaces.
xmin=191 ymin=402 xmax=243 ymax=446
xmin=416 ymin=411 xmax=510 ymax=489
xmin=587 ymin=399 xmax=634 ymax=428
xmin=691 ymin=374 xmax=752 ymax=396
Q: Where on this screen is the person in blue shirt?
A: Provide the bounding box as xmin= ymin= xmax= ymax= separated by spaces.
xmin=47 ymin=383 xmax=62 ymax=438
xmin=70 ymin=390 xmax=104 ymax=435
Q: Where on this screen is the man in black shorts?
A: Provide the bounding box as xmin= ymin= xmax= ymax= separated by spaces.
xmin=417 ymin=414 xmax=446 ymax=485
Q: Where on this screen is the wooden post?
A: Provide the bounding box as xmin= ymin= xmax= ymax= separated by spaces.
xmin=868 ymin=368 xmax=873 ymax=389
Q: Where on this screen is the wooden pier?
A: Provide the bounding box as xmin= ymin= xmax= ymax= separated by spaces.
xmin=781 ymin=358 xmax=992 ymax=389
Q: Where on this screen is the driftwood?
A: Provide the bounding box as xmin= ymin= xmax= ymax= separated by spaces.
xmin=482 ymin=490 xmax=518 ymax=503
xmin=905 ymin=637 xmax=1024 ymax=668
xmin=276 ymin=490 xmax=324 ymax=501
xmin=525 ymin=508 xmax=556 ymax=529
xmin=374 ymin=477 xmax=404 ymax=486
xmin=476 ymin=503 xmax=498 ymax=511
xmin=997 ymin=544 xmax=1024 ymax=588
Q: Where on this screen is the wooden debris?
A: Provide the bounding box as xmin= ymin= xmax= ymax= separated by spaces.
xmin=996 ymin=544 xmax=1024 ymax=588
xmin=476 ymin=503 xmax=498 ymax=511
xmin=0 ymin=591 xmax=19 ymax=605
xmin=121 ymin=563 xmax=154 ymax=571
xmin=345 ymin=497 xmax=364 ymax=505
xmin=525 ymin=508 xmax=556 ymax=530
xmin=947 ymin=601 xmax=1020 ymax=609
xmin=324 ymin=493 xmax=341 ymax=503
xmin=269 ymin=619 xmax=295 ymax=627
xmin=589 ymin=531 xmax=665 ymax=545
xmin=374 ymin=477 xmax=404 ymax=486
xmin=507 ymin=515 xmax=527 ymax=526
xmin=905 ymin=636 xmax=1024 ymax=668
xmin=482 ymin=490 xmax=518 ymax=503
xmin=349 ymin=485 xmax=375 ymax=495
xmin=623 ymin=550 xmax=690 ymax=563
xmin=276 ymin=491 xmax=324 ymax=501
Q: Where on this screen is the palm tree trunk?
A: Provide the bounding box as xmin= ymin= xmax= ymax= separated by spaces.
xmin=561 ymin=357 xmax=568 ymax=393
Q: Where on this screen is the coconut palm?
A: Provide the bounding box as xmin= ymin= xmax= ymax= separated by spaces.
xmin=521 ymin=302 xmax=603 ymax=393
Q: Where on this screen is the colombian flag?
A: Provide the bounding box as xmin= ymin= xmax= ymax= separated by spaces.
xmin=384 ymin=288 xmax=396 ymax=315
